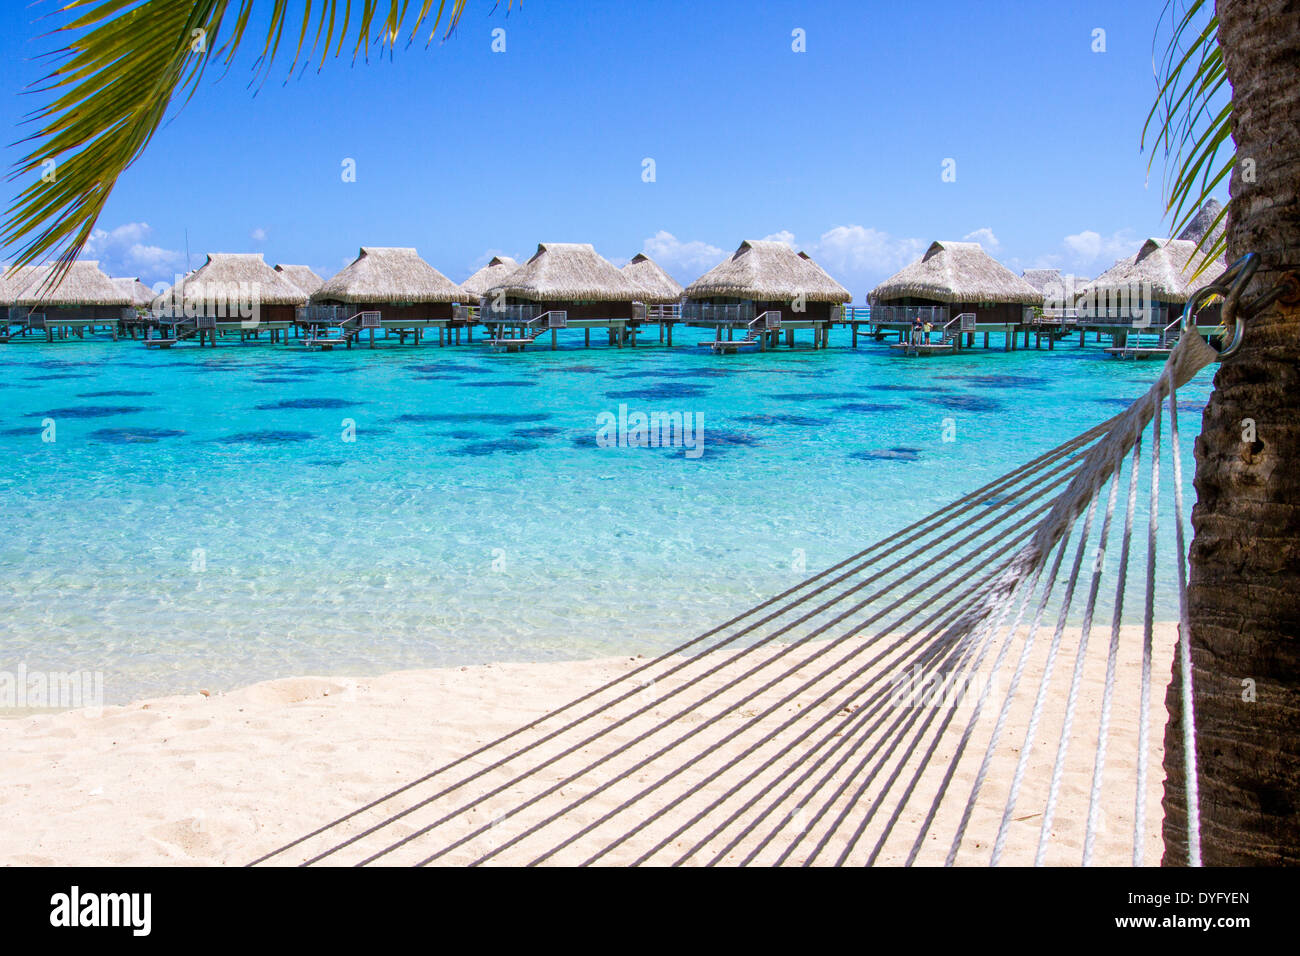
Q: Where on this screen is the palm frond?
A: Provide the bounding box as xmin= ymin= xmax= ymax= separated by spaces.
xmin=3 ymin=0 xmax=478 ymax=281
xmin=1142 ymin=0 xmax=1232 ymax=279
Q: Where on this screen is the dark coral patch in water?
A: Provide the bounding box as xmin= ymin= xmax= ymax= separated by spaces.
xmin=25 ymin=406 xmax=153 ymax=419
xmin=849 ymin=447 xmax=922 ymax=461
xmin=0 ymin=426 xmax=41 ymax=436
xmin=767 ymin=391 xmax=863 ymax=401
xmin=393 ymin=412 xmax=552 ymax=424
xmin=88 ymin=427 xmax=186 ymax=444
xmin=833 ymin=403 xmax=904 ymax=414
xmin=438 ymin=430 xmax=484 ymax=440
xmin=451 ymin=438 xmax=543 ymax=456
xmin=936 ymin=374 xmax=1048 ymax=388
xmin=702 ymin=429 xmax=761 ymax=448
xmin=254 ymin=398 xmax=364 ymax=410
xmin=76 ymin=390 xmax=154 ymax=398
xmin=406 ymin=363 xmax=472 ymax=374
xmin=605 ymin=383 xmax=712 ymax=400
xmin=511 ymin=426 xmax=564 ymax=438
xmin=457 ymin=380 xmax=537 ymax=388
xmin=24 ymin=373 xmax=96 ymax=381
xmin=735 ymin=414 xmax=831 ymax=427
xmin=868 ymin=384 xmax=943 ymax=393
xmin=215 ymin=430 xmax=316 ymax=444
xmin=611 ymin=368 xmax=730 ymax=380
xmin=922 ymin=394 xmax=1002 ymax=413
xmin=307 ymin=459 xmax=346 ymax=467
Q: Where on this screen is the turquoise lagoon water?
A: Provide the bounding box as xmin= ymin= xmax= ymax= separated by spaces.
xmin=0 ymin=327 xmax=1212 ymax=704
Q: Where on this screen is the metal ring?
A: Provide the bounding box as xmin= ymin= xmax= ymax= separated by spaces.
xmin=1183 ymin=254 xmax=1258 ymax=359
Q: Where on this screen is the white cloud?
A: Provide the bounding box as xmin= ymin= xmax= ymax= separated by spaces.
xmin=641 ymin=231 xmax=727 ymax=280
xmin=82 ymin=222 xmax=187 ymax=283
xmin=250 ymin=227 xmax=268 ymax=242
xmin=1062 ymin=228 xmax=1137 ymax=267
xmin=962 ymin=227 xmax=1000 ymax=250
xmin=808 ymin=225 xmax=926 ymax=277
xmin=641 ymin=225 xmax=926 ymax=298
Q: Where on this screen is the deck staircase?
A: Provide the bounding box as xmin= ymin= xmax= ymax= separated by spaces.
xmin=939 ymin=312 xmax=977 ymax=346
xmin=489 ymin=311 xmax=566 ymax=351
xmin=707 ymin=311 xmax=780 ymax=353
xmin=304 ymin=311 xmax=379 ymax=349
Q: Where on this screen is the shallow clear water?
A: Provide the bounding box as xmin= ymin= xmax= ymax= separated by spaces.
xmin=0 ymin=326 xmax=1211 ymax=704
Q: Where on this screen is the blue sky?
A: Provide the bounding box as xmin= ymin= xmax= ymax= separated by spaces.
xmin=0 ymin=0 xmax=1225 ymax=299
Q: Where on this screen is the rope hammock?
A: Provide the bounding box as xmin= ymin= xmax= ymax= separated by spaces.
xmin=252 ymin=256 xmax=1281 ymax=867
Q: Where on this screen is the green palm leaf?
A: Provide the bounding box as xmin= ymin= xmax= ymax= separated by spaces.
xmin=1142 ymin=0 xmax=1232 ymax=277
xmin=4 ymin=0 xmax=477 ymax=281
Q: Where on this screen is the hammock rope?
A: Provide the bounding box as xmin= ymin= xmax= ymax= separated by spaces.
xmin=252 ymin=249 xmax=1290 ymax=866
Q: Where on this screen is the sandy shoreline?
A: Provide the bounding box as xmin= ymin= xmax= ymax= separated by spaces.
xmin=0 ymin=624 xmax=1178 ymax=866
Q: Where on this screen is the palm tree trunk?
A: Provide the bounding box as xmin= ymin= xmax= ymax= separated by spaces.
xmin=1163 ymin=0 xmax=1300 ymax=865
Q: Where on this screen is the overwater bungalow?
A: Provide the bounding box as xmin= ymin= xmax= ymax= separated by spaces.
xmin=274 ymin=264 xmax=325 ymax=298
xmin=621 ymin=253 xmax=684 ymax=341
xmin=622 ymin=253 xmax=683 ymax=305
xmin=111 ymin=277 xmax=157 ymax=338
xmin=481 ymin=242 xmax=644 ymax=349
xmin=459 ymin=255 xmax=519 ymax=301
xmin=869 ymin=241 xmax=1042 ymax=352
xmin=310 ymin=246 xmax=469 ymax=346
xmin=1074 ymin=238 xmax=1225 ymax=343
xmin=8 ymin=261 xmax=131 ymax=341
xmin=111 ymin=277 xmax=155 ymax=307
xmin=1021 ymin=268 xmax=1090 ymax=309
xmin=151 ymin=253 xmax=307 ymax=346
xmin=681 ymin=240 xmax=850 ymax=350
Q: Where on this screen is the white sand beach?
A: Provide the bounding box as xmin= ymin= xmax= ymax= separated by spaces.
xmin=0 ymin=624 xmax=1178 ymax=867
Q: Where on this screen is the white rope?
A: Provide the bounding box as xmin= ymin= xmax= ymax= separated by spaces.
xmin=1134 ymin=404 xmax=1162 ymax=865
xmin=1036 ymin=470 xmax=1122 ymax=865
xmin=1084 ymin=436 xmax=1143 ymax=864
xmin=905 ymin=543 xmax=1050 ymax=866
xmin=992 ymin=495 xmax=1098 ymax=864
xmin=947 ymin=526 xmax=1074 ymax=865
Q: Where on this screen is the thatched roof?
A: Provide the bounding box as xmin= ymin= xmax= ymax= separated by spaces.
xmin=112 ymin=277 xmax=156 ymax=307
xmin=621 ymin=253 xmax=684 ymax=304
xmin=185 ymin=253 xmax=309 ymax=305
xmin=870 ymin=241 xmax=1043 ymax=305
xmin=275 ymin=264 xmax=325 ymax=297
xmin=12 ymin=261 xmax=132 ymax=307
xmin=459 ymin=256 xmax=519 ymax=298
xmin=1021 ymin=268 xmax=1090 ymax=305
xmin=491 ymin=243 xmax=641 ymax=302
xmin=313 ymin=247 xmax=464 ymax=303
xmin=1076 ymin=238 xmax=1225 ymax=304
xmin=684 ymin=240 xmax=851 ymax=303
xmin=1177 ymin=198 xmax=1226 ymax=249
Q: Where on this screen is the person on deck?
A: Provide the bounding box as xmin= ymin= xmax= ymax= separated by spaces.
xmin=911 ymin=315 xmax=923 ymax=345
